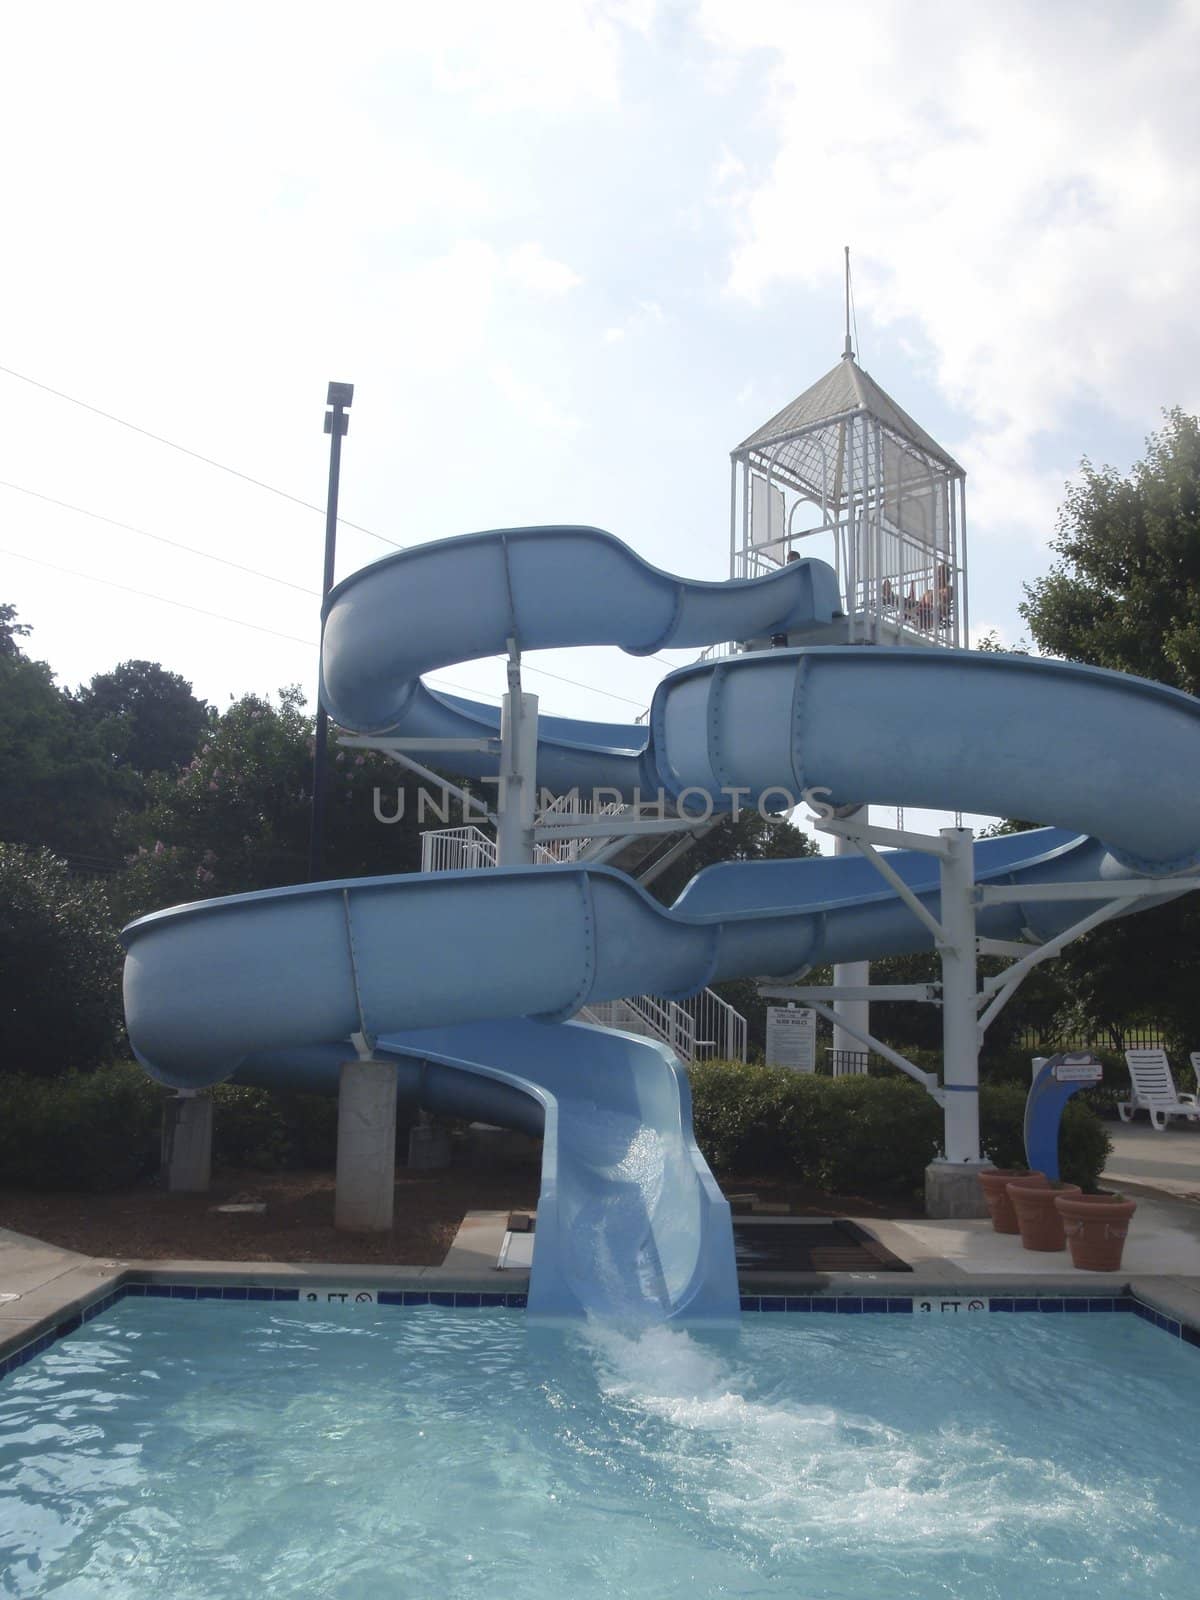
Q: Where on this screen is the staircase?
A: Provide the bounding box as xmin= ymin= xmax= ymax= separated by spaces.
xmin=420 ymin=811 xmax=749 ymax=1066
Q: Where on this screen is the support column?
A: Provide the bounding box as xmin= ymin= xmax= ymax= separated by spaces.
xmin=832 ymin=811 xmax=870 ymax=1073
xmin=496 ymin=688 xmax=539 ymax=867
xmin=335 ymin=1059 xmax=397 ymax=1231
xmin=162 ymin=1090 xmax=213 ymax=1193
xmin=925 ymin=825 xmax=988 ymax=1218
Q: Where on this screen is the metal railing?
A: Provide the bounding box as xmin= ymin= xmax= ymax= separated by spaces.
xmin=533 ymin=792 xmax=626 ymax=863
xmin=420 ymin=825 xmax=497 ymax=873
xmin=826 ymin=1048 xmax=870 ymax=1077
xmin=418 ymin=804 xmax=625 ymax=871
xmin=581 ymin=987 xmax=747 ymax=1066
xmin=421 ymin=809 xmax=750 ymax=1066
xmin=1016 ymin=1025 xmax=1165 ymax=1054
xmin=582 ymin=996 xmax=697 ymax=1061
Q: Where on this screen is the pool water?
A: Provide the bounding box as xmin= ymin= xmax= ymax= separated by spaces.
xmin=2 ymin=1304 xmax=1197 ymax=1599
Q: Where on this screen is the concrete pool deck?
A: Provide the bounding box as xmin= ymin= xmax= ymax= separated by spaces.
xmin=5 ymin=1120 xmax=1200 ymax=1359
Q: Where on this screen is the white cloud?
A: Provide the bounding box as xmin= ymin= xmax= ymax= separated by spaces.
xmin=506 ymin=242 xmax=584 ymax=297
xmin=600 ymin=299 xmax=665 ymax=344
xmin=490 ymin=364 xmax=581 ymax=436
xmin=700 ymin=0 xmax=1200 ymax=540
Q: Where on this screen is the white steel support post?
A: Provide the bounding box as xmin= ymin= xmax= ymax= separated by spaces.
xmin=925 ymin=825 xmax=988 ymax=1218
xmin=832 ymin=813 xmax=870 ymax=1072
xmin=496 ymin=685 xmax=539 ymax=867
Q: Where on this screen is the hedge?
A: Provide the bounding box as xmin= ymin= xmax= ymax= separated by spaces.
xmin=0 ymin=1061 xmax=164 ymax=1190
xmin=687 ymin=1060 xmax=1111 ymax=1194
xmin=0 ymin=1056 xmax=1112 ymax=1198
xmin=0 ymin=1068 xmax=396 ymax=1191
xmin=0 ymin=845 xmax=124 ymax=1078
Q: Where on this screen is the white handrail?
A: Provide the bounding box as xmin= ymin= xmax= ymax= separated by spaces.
xmin=421 ymin=811 xmax=750 ymax=1064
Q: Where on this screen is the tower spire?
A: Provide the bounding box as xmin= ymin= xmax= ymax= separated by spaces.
xmin=842 ymin=245 xmax=854 ymax=361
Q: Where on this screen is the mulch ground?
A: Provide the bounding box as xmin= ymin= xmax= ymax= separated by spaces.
xmin=0 ymin=1166 xmax=919 ymax=1268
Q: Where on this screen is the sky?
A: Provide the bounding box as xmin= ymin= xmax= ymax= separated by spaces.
xmin=3 ymin=0 xmax=1198 ymax=839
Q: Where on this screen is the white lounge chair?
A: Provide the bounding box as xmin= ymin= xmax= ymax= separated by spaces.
xmin=1118 ymin=1048 xmax=1200 ymax=1130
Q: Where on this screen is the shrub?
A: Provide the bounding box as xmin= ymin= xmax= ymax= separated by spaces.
xmin=688 ymin=1060 xmax=941 ymax=1195
xmin=210 ymin=1083 xmax=421 ymax=1172
xmin=980 ymin=1082 xmax=1111 ymax=1190
xmin=211 ymin=1085 xmax=340 ymax=1171
xmin=0 ymin=845 xmax=124 ymax=1078
xmin=687 ymin=1060 xmax=1112 ymax=1197
xmin=0 ymin=1061 xmax=163 ymax=1190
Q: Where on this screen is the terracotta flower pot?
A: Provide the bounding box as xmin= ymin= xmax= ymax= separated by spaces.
xmin=979 ymin=1169 xmax=1048 ymax=1234
xmin=1007 ymin=1180 xmax=1081 ymax=1251
xmin=1054 ymin=1191 xmax=1137 ymax=1272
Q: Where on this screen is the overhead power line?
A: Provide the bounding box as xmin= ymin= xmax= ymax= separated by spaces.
xmin=0 ymin=545 xmax=499 ymax=705
xmin=0 ymin=479 xmax=319 ymax=597
xmin=519 ymin=660 xmax=646 ymax=709
xmin=0 ymin=362 xmax=402 ymax=549
xmin=3 ymin=478 xmax=657 ymax=711
xmin=2 ymin=546 xmax=320 ymax=648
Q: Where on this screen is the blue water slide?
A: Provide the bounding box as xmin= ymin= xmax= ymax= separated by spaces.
xmin=121 ymin=526 xmax=1200 ymax=1324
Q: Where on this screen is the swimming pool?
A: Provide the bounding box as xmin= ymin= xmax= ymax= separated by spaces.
xmin=2 ymin=1299 xmax=1197 ymax=1599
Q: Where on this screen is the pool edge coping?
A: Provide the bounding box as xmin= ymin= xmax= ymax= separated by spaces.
xmin=4 ymin=1266 xmax=1200 ymax=1380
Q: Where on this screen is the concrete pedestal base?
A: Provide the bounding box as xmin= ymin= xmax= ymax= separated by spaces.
xmin=335 ymin=1059 xmax=397 ymax=1232
xmin=162 ymin=1091 xmax=213 ymax=1193
xmin=407 ymin=1117 xmax=451 ymax=1170
xmin=924 ymin=1160 xmax=991 ymax=1220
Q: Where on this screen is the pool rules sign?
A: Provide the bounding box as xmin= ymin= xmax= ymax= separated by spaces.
xmin=765 ymin=1006 xmax=816 ymax=1073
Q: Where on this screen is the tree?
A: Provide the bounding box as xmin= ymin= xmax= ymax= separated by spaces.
xmin=116 ymin=686 xmax=430 ymax=921
xmin=1020 ymin=408 xmax=1200 ymax=692
xmin=0 ymin=844 xmax=124 ymax=1077
xmin=0 ymin=603 xmax=31 ymax=658
xmin=76 ymin=660 xmax=211 ymax=777
xmin=1019 ymin=410 xmax=1200 ymax=1051
xmin=645 ymin=808 xmax=820 ymax=909
xmin=0 ymin=608 xmax=137 ymax=868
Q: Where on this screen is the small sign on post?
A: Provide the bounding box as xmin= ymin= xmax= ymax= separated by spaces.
xmin=1051 ymin=1053 xmax=1104 ymax=1083
xmin=1024 ymin=1053 xmax=1105 ymax=1180
xmin=765 ymin=1005 xmax=816 ymax=1073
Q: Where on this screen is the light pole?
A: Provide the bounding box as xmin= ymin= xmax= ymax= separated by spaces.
xmin=308 ymin=381 xmax=353 ymax=882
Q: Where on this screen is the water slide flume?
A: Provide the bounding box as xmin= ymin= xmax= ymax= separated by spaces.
xmin=121 ymin=526 xmax=1200 ymax=1324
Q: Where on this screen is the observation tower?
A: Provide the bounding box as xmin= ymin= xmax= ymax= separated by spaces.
xmin=729 ymin=335 xmax=967 ymax=647
xmin=731 ymin=278 xmax=969 ymax=1066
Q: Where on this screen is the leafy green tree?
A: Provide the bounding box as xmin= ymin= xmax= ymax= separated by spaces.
xmin=1019 ymin=410 xmax=1200 ymax=1052
xmin=0 ymin=608 xmax=136 ymax=868
xmin=117 ymin=685 xmax=431 ymax=921
xmin=76 ymin=660 xmax=211 ymax=777
xmin=646 ymin=809 xmax=820 ymax=909
xmin=0 ymin=845 xmax=124 ymax=1077
xmin=1021 ymin=408 xmax=1200 ymax=692
xmin=0 ymin=603 xmax=31 ymax=658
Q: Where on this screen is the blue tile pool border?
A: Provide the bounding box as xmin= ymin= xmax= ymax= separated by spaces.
xmin=0 ymin=1283 xmax=1195 ymax=1380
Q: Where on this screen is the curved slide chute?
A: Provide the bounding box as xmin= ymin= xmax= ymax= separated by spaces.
xmin=122 ymin=526 xmax=1200 ymax=1324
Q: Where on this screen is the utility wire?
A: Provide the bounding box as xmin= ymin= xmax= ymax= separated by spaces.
xmin=2 ymin=547 xmax=321 ymax=648
xmin=519 ymin=659 xmax=646 ymax=709
xmin=0 ymin=367 xmax=698 ymax=684
xmin=1 ymin=546 xmax=497 ymax=706
xmin=0 ymin=362 xmax=402 ymax=549
xmin=3 ymin=478 xmax=659 ymax=709
xmin=0 ymin=479 xmax=319 ymax=597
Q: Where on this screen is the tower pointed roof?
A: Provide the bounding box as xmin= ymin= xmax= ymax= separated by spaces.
xmin=734 ymin=354 xmax=962 ymax=480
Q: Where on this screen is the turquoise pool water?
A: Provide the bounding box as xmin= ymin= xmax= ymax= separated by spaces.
xmin=1 ymin=1304 xmax=1197 ymax=1599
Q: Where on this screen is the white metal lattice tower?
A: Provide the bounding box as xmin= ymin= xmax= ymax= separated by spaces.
xmin=729 ymin=351 xmax=968 ymax=650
